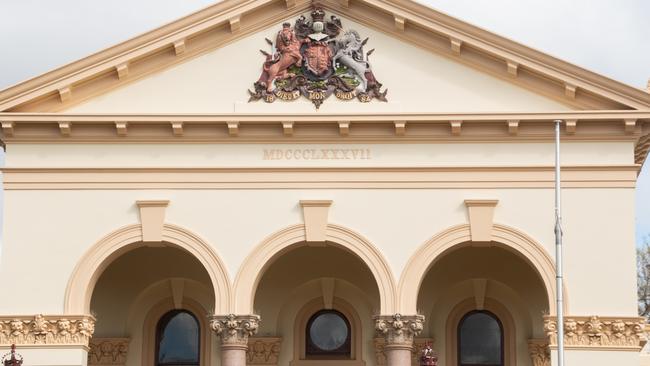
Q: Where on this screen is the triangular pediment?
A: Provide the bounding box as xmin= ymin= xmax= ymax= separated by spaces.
xmin=1 ymin=0 xmax=649 ymax=113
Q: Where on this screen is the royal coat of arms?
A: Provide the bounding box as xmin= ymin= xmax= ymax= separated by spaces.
xmin=248 ymin=7 xmax=387 ymax=109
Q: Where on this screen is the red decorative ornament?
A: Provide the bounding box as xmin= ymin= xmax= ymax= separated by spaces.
xmin=2 ymin=345 xmax=23 ymax=366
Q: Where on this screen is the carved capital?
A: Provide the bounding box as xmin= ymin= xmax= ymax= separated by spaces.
xmin=543 ymin=315 xmax=646 ymax=350
xmin=247 ymin=337 xmax=281 ymax=365
xmin=210 ymin=314 xmax=260 ymax=346
xmin=0 ymin=314 xmax=95 ymax=346
xmin=527 ymin=339 xmax=550 ymax=366
xmin=88 ymin=338 xmax=129 ymax=365
xmin=374 ymin=314 xmax=425 ymax=346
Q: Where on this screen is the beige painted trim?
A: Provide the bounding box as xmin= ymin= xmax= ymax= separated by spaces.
xmin=232 ymin=224 xmax=397 ymax=314
xmin=1 ymin=0 xmax=649 ymax=111
xmin=1 ymin=165 xmax=639 ymax=190
xmin=300 ymin=200 xmax=333 ymax=243
xmin=397 ymin=224 xmax=562 ymax=315
xmin=445 ymin=297 xmax=516 ymax=366
xmin=136 ymin=200 xmax=169 ymax=242
xmin=290 ymin=297 xmax=364 ymax=366
xmin=142 ymin=298 xmax=211 ymax=366
xmin=64 ymin=223 xmax=231 ymax=315
xmin=464 ymin=199 xmax=498 ymax=242
xmin=0 ymin=112 xmax=647 ymax=145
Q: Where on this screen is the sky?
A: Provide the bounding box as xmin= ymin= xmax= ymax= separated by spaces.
xmin=0 ymin=0 xmax=648 ymax=243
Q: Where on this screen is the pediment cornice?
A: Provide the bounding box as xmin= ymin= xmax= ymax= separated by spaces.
xmin=0 ymin=0 xmax=649 ymax=112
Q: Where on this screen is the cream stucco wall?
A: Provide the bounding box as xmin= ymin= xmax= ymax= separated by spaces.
xmin=0 ymin=184 xmax=637 ymax=316
xmin=63 ymin=14 xmax=571 ymax=114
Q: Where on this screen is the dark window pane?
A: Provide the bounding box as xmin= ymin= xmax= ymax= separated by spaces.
xmin=309 ymin=313 xmax=349 ymax=350
xmin=157 ymin=310 xmax=200 ymax=365
xmin=306 ymin=310 xmax=351 ymax=357
xmin=458 ymin=311 xmax=502 ymax=365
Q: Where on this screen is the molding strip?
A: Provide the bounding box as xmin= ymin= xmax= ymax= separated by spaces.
xmin=1 ymin=165 xmax=639 ymax=190
xmin=543 ymin=315 xmax=646 ymax=351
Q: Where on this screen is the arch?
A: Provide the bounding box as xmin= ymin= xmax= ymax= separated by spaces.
xmin=64 ymin=223 xmax=231 ymax=314
xmin=232 ymin=224 xmax=397 ymax=314
xmin=398 ymin=224 xmax=564 ymax=315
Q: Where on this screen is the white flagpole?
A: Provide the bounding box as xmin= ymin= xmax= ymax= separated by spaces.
xmin=554 ymin=120 xmax=565 ymax=366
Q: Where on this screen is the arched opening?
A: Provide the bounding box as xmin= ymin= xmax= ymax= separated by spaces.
xmin=416 ymin=244 xmax=549 ymax=366
xmin=251 ymin=243 xmax=380 ymax=366
xmin=90 ymin=245 xmax=216 ymax=365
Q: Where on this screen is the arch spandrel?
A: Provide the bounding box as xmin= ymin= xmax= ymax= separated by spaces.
xmin=398 ymin=224 xmax=564 ymax=315
xmin=232 ymin=224 xmax=397 ymax=315
xmin=64 ymin=223 xmax=231 ymax=315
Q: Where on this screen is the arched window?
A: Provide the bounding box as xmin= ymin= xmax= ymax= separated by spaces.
xmin=306 ymin=309 xmax=351 ymax=358
xmin=156 ymin=310 xmax=200 ymax=366
xmin=457 ymin=310 xmax=503 ymax=366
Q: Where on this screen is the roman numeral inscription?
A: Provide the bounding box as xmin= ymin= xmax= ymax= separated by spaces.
xmin=263 ymin=148 xmax=372 ymax=160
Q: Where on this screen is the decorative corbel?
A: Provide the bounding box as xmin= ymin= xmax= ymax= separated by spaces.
xmin=450 ymin=37 xmax=462 ymax=55
xmin=286 ymin=0 xmax=296 ymax=8
xmin=394 ymin=15 xmax=406 ymax=31
xmin=472 ymin=279 xmax=488 ymax=310
xmin=115 ymin=63 xmax=129 ymax=80
xmin=59 ymin=121 xmax=72 ymax=136
xmin=321 ymin=278 xmax=335 ymax=309
xmin=300 ymin=200 xmax=332 ymax=243
xmin=227 ymin=121 xmax=239 ymax=136
xmin=506 ymin=60 xmax=519 ymax=77
xmin=170 ymin=279 xmax=185 ymax=309
xmin=565 ymin=119 xmax=577 ymax=134
xmin=136 ymin=200 xmax=169 ymax=242
xmin=564 ymin=83 xmax=576 ymax=99
xmin=283 ymin=121 xmax=294 ymax=136
xmin=1 ymin=121 xmax=14 ymax=137
xmin=58 ymin=86 xmax=72 ymax=102
xmin=173 ymin=39 xmax=186 ymax=56
xmin=464 ymin=199 xmax=498 ymax=242
xmin=339 ymin=0 xmax=349 ymax=7
xmin=171 ymin=121 xmax=184 ymax=136
xmin=115 ymin=121 xmax=128 ymax=136
xmin=394 ymin=120 xmax=406 ymax=136
xmin=625 ymin=119 xmax=637 ymax=134
xmin=507 ymin=120 xmax=519 ymax=135
xmin=339 ymin=121 xmax=350 ymax=136
xmin=450 ymin=120 xmax=462 ymax=135
xmin=229 ymin=17 xmax=241 ymax=32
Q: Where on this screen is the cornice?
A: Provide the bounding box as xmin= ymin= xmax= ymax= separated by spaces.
xmin=0 ymin=0 xmax=648 ymax=112
xmin=0 ymin=112 xmax=648 ymax=165
xmin=344 ymin=0 xmax=650 ymax=108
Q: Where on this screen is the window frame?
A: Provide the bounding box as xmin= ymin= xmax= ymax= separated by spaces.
xmin=155 ymin=309 xmax=201 ymax=366
xmin=305 ymin=309 xmax=352 ymax=359
xmin=456 ymin=310 xmax=504 ymax=366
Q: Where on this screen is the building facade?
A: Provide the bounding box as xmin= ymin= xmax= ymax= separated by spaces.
xmin=0 ymin=1 xmax=649 ymax=366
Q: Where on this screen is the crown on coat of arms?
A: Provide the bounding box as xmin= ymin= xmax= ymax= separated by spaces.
xmin=311 ymin=8 xmax=325 ymax=22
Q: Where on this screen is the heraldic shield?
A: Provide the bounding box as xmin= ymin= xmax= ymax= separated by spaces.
xmin=248 ymin=7 xmax=388 ymax=109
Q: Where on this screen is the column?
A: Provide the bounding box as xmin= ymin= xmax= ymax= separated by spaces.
xmin=374 ymin=314 xmax=425 ymax=366
xmin=210 ymin=314 xmax=260 ymax=366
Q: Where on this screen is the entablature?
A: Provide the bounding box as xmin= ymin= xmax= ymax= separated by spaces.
xmin=0 ymin=111 xmax=648 ymax=165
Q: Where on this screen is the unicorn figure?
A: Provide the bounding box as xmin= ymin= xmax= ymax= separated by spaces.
xmin=332 ymin=30 xmax=372 ymax=92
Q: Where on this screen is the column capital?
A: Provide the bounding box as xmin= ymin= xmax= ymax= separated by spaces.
xmin=209 ymin=314 xmax=260 ymax=346
xmin=374 ymin=314 xmax=425 ymax=347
